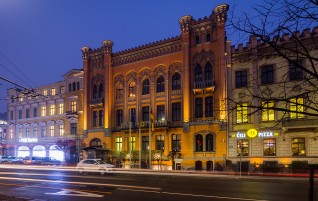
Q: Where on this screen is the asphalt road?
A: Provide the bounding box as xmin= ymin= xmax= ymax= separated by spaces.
xmin=0 ymin=164 xmax=314 ymax=201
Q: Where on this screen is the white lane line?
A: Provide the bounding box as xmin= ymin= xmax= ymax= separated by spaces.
xmin=0 ymin=176 xmax=161 ymax=191
xmin=117 ymin=188 xmax=269 ymax=201
xmin=45 ymin=189 xmax=104 ymax=197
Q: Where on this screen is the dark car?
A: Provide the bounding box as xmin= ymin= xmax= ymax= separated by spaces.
xmin=23 ymin=156 xmax=42 ymax=164
xmin=40 ymin=157 xmax=61 ymax=165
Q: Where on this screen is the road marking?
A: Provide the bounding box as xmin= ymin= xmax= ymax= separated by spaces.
xmin=46 ymin=189 xmax=104 ymax=197
xmin=118 ymin=188 xmax=269 ymax=201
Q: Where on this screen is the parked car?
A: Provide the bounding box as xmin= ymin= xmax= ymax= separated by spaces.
xmin=76 ymin=159 xmax=115 ymax=175
xmin=23 ymin=156 xmax=42 ymax=164
xmin=40 ymin=157 xmax=61 ymax=165
xmin=7 ymin=156 xmax=23 ymax=164
xmin=0 ymin=156 xmax=9 ymax=164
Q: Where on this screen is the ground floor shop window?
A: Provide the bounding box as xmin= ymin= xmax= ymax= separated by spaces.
xmin=116 ymin=137 xmax=122 ymax=152
xmin=263 ymin=139 xmax=276 ymax=156
xmin=237 ymin=139 xmax=249 ymax=156
xmin=292 ymin=137 xmax=306 ymax=156
xmin=17 ymin=146 xmax=30 ymax=158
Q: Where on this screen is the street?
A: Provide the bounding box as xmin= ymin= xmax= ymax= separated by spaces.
xmin=0 ymin=164 xmax=313 ymax=201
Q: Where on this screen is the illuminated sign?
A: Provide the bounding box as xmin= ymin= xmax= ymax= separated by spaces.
xmin=19 ymin=138 xmax=38 ymax=143
xmin=235 ymin=130 xmax=275 ymax=139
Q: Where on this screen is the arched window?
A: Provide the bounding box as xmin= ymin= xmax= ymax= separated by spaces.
xmin=72 ymin=82 xmax=76 ymax=91
xmin=129 ymin=81 xmax=136 ymax=97
xmin=195 ymin=64 xmax=202 ymax=82
xmin=98 ymin=83 xmax=104 ymax=98
xmin=206 ymin=134 xmax=214 ymax=151
xmin=195 ymin=134 xmax=203 ymax=152
xmin=156 ymin=76 xmax=165 ymax=93
xmin=93 ymin=84 xmax=98 ymax=99
xmin=172 ymin=73 xmax=181 ymax=90
xmin=205 ymin=62 xmax=213 ymax=84
xmin=115 ymin=83 xmax=123 ymax=100
xmin=142 ymin=79 xmax=150 ymax=95
xmin=77 ymin=82 xmax=80 ymax=90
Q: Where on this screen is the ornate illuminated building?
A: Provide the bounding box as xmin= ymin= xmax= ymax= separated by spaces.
xmin=7 ymin=69 xmax=84 ymax=163
xmin=227 ymin=27 xmax=318 ymax=168
xmin=81 ymin=4 xmax=229 ymax=169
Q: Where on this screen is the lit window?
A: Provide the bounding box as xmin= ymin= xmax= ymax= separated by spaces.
xmin=50 ymin=125 xmax=54 ymax=137
xmin=60 ymin=86 xmax=64 ymax=94
xmin=71 ymin=101 xmax=77 ymax=112
xmin=59 ymin=124 xmax=64 ymax=136
xmin=237 ymin=139 xmax=249 ymax=156
xmin=263 ymin=139 xmax=276 ymax=156
xmin=156 ymin=135 xmax=164 ymax=150
xmin=41 ymin=106 xmax=46 ymax=117
xmin=262 ymin=101 xmax=275 ymax=121
xmin=290 ymin=97 xmax=304 ymax=119
xmin=59 ymin=103 xmax=64 ymax=114
xmin=116 ymin=137 xmax=122 ymax=151
xmin=129 ymin=136 xmax=136 ymax=151
xmin=50 ymin=104 xmax=55 ymax=116
xmin=51 ymin=88 xmax=56 ymax=96
xmin=43 ymin=89 xmax=47 ymax=96
xmin=236 ymin=103 xmax=248 ymax=123
xmin=129 ymin=81 xmax=136 ymax=97
xmin=292 ymin=138 xmax=305 ymax=156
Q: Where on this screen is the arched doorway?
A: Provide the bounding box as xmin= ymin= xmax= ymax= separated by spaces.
xmin=49 ymin=145 xmax=64 ymax=161
xmin=33 ymin=145 xmax=46 ymax=157
xmin=17 ymin=146 xmax=30 ymax=157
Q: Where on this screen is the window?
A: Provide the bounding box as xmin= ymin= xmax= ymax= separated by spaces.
xmin=195 ymin=98 xmax=203 ymax=118
xmin=290 ymin=97 xmax=304 ymax=119
xmin=172 ymin=102 xmax=181 ymax=121
xmin=128 ymin=81 xmax=136 ymax=97
xmin=292 ymin=138 xmax=306 ymax=156
xmin=237 ymin=139 xmax=249 ymax=156
xmin=51 ymin=88 xmax=56 ymax=96
xmin=206 ymin=134 xmax=214 ymax=151
xmin=59 ymin=124 xmax=64 ymax=136
xmin=157 ymin=105 xmax=165 ymax=121
xmin=25 ymin=127 xmax=29 ymax=138
xmin=205 ymin=96 xmax=213 ymax=117
xmin=93 ymin=111 xmax=98 ymax=127
xmin=261 ymin=65 xmax=274 ymax=84
xmin=142 ymin=79 xmax=150 ymax=95
xmin=236 ymin=103 xmax=248 ymax=123
xmin=18 ymin=96 xmax=23 ymax=102
xmin=72 ymin=82 xmax=76 ymax=91
xmin=49 ymin=125 xmax=54 ymax=137
xmin=33 ymin=107 xmax=37 ymax=117
xmin=26 ymin=108 xmax=30 ymax=118
xmin=195 ymin=134 xmax=203 ymax=152
xmin=142 ymin=136 xmax=149 ymax=151
xmin=68 ymin=83 xmax=71 ymax=92
xmin=33 ymin=126 xmax=38 ymax=137
xmin=156 ymin=76 xmax=165 ymax=93
xmin=71 ymin=101 xmax=77 ymax=112
xmin=43 ymin=89 xmax=47 ymax=96
xmin=98 ymin=83 xmax=103 ymax=98
xmin=10 ymin=111 xmax=13 ymax=120
xmin=116 ymin=109 xmax=123 ymax=126
xmin=195 ymin=64 xmax=202 ymax=82
xmin=129 ymin=136 xmax=136 ymax=151
xmin=206 ymin=33 xmax=211 ymax=42
xmin=18 ymin=128 xmax=22 ymax=138
xmin=50 ymin=104 xmax=55 ymax=116
xmin=172 ymin=73 xmax=181 ymax=90
xmin=93 ymin=84 xmax=97 ymax=99
xmin=116 ymin=137 xmax=122 ymax=152
xmin=142 ymin=106 xmax=149 ymax=122
xmin=77 ymin=82 xmax=80 ymax=90
xmin=235 ymin=70 xmax=247 ymax=88
xmin=59 ymin=103 xmax=64 ymax=114
xmin=115 ymin=83 xmax=123 ymax=100
xmin=172 ymin=134 xmax=181 ymax=151
xmin=59 ymin=86 xmax=64 ymax=94
xmin=156 ymin=135 xmax=165 ymax=150
xmin=262 ymin=101 xmax=275 ymax=121
xmin=18 ymin=109 xmax=22 ymax=119
xmin=41 ymin=125 xmax=46 ymax=137
xmin=99 ymin=110 xmax=104 ymax=126
xmin=263 ymin=139 xmax=276 ymax=156
xmin=289 ymin=60 xmax=303 ymax=81
xmin=195 ymin=36 xmax=200 ymax=44
xmin=205 ymin=62 xmax=213 ymax=85
xmin=129 ymin=108 xmax=136 ymax=123
xmin=41 ymin=106 xmax=46 ymax=117
xmin=70 ymin=123 xmax=77 ymax=135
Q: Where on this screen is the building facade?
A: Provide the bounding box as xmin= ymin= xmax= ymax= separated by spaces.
xmin=7 ymin=69 xmax=84 ymax=163
xmin=228 ymin=27 xmax=318 ymax=169
xmin=81 ymin=4 xmax=229 ymax=169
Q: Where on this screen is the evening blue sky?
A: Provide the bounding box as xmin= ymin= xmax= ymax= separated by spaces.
xmin=0 ymin=0 xmax=261 ymax=112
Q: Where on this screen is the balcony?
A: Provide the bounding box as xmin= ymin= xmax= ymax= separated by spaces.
xmin=65 ymin=111 xmax=78 ymax=119
xmin=282 ymin=117 xmax=318 ymax=128
xmin=193 ymin=80 xmax=215 ymax=94
xmin=119 ymin=121 xmax=170 ymax=131
xmin=89 ymin=98 xmax=104 ymax=109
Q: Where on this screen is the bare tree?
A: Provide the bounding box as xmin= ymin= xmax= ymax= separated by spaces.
xmin=227 ymin=0 xmax=318 ymax=123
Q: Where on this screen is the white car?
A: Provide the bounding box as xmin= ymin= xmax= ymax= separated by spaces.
xmin=76 ymin=159 xmax=115 ymax=175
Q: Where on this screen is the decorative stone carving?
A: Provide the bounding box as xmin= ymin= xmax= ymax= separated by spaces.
xmin=179 ymin=15 xmax=193 ymax=33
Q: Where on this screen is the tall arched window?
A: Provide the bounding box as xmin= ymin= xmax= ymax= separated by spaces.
xmin=142 ymin=79 xmax=150 ymax=95
xmin=205 ymin=62 xmax=213 ymax=87
xmin=156 ymin=76 xmax=165 ymax=93
xmin=93 ymin=84 xmax=98 ymax=99
xmin=98 ymin=83 xmax=104 ymax=98
xmin=195 ymin=64 xmax=202 ymax=82
xmin=206 ymin=134 xmax=214 ymax=151
xmin=172 ymin=73 xmax=181 ymax=90
xmin=115 ymin=83 xmax=123 ymax=100
xmin=129 ymin=81 xmax=136 ymax=97
xmin=77 ymin=82 xmax=80 ymax=90
xmin=195 ymin=134 xmax=203 ymax=152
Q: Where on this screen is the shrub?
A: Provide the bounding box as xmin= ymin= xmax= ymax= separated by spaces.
xmin=290 ymin=161 xmax=308 ymax=172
